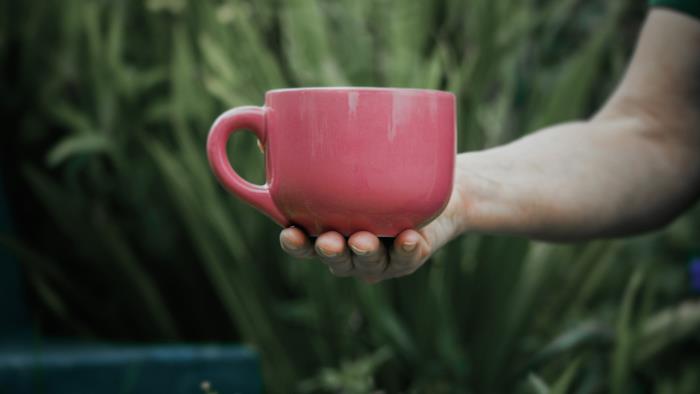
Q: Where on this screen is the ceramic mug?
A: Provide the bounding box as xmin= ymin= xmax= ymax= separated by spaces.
xmin=207 ymin=87 xmax=456 ymax=236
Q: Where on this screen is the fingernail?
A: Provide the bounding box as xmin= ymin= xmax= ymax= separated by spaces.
xmin=318 ymin=247 xmax=338 ymax=257
xmin=402 ymin=241 xmax=417 ymax=252
xmin=284 ymin=242 xmax=299 ymax=251
xmin=350 ymin=245 xmax=370 ymax=256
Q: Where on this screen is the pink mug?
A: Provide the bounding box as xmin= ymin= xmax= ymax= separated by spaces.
xmin=207 ymin=87 xmax=456 ymax=237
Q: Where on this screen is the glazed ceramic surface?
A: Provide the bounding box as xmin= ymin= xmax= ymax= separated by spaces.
xmin=207 ymin=87 xmax=456 ymax=236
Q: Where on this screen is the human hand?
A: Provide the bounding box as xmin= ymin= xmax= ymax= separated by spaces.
xmin=279 ymin=187 xmax=465 ymax=284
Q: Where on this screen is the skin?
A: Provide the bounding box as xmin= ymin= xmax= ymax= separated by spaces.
xmin=280 ymin=9 xmax=700 ymax=283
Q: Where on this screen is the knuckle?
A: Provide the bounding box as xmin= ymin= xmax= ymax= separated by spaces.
xmin=354 ymin=257 xmax=385 ymax=271
xmin=390 ymin=270 xmax=411 ymax=279
xmin=391 ymin=255 xmax=417 ymax=269
xmin=403 ymin=266 xmax=420 ymax=276
xmin=420 ymin=245 xmax=433 ymax=259
xmin=320 ymin=256 xmax=342 ymax=266
xmin=286 ymin=248 xmax=312 ymax=258
xmin=327 ymin=258 xmax=352 ymax=269
xmin=419 ymin=248 xmax=431 ymax=261
xmin=328 ymin=266 xmax=353 ymax=277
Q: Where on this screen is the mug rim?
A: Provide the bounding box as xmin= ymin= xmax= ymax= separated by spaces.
xmin=267 ymin=86 xmax=454 ymax=98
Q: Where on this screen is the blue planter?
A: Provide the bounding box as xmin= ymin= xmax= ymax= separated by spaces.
xmin=0 ymin=177 xmax=262 ymax=394
xmin=0 ymin=341 xmax=261 ymax=394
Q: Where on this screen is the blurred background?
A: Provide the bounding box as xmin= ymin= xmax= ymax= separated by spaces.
xmin=2 ymin=0 xmax=700 ymax=393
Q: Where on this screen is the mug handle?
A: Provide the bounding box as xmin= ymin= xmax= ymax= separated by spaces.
xmin=207 ymin=106 xmax=287 ymax=226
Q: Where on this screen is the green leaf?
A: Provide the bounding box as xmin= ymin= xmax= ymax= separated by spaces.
xmin=528 ymin=373 xmax=550 ymax=394
xmin=635 ymin=300 xmax=700 ymax=365
xmin=280 ymin=0 xmax=347 ymax=85
xmin=46 ymin=133 xmax=112 ymax=167
xmin=611 ymin=267 xmax=645 ymax=394
xmin=551 ymin=357 xmax=582 ymax=394
xmin=521 ymin=321 xmax=612 ymax=374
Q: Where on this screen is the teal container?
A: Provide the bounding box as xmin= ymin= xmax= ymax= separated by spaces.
xmin=0 ymin=176 xmax=262 ymax=394
xmin=0 ymin=342 xmax=261 ymax=394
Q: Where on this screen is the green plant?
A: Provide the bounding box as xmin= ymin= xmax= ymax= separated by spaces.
xmin=4 ymin=0 xmax=700 ymax=393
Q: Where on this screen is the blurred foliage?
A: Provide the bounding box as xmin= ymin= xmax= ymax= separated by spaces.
xmin=3 ymin=0 xmax=700 ymax=393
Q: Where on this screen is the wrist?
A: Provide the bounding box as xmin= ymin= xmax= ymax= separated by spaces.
xmin=452 ymin=151 xmax=526 ymax=237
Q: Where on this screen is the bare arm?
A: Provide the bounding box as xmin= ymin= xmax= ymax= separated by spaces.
xmin=458 ymin=8 xmax=700 ymax=241
xmin=280 ymin=9 xmax=700 ymax=282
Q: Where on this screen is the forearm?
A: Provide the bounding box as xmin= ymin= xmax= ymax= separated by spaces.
xmin=453 ymin=9 xmax=700 ymax=242
xmin=457 ymin=116 xmax=699 ymax=241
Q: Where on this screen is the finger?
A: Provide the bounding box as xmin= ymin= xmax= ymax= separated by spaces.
xmin=384 ymin=229 xmax=429 ymax=279
xmin=347 ymin=231 xmax=387 ymax=281
xmin=280 ymin=227 xmax=315 ymax=258
xmin=315 ymin=231 xmax=354 ymax=276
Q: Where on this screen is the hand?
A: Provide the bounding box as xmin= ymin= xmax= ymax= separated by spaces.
xmin=279 ymin=187 xmax=466 ymax=284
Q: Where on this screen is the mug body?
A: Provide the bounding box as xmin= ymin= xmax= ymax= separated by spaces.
xmin=264 ymin=87 xmax=455 ymax=236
